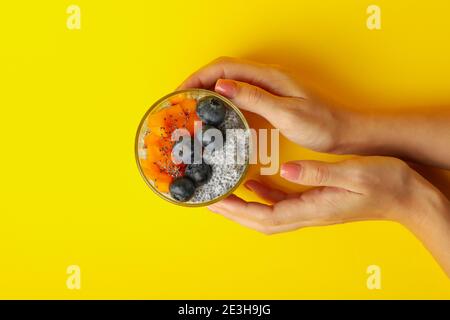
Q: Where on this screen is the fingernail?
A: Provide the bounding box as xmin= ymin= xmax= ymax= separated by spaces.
xmin=280 ymin=163 xmax=301 ymax=180
xmin=215 ymin=79 xmax=237 ymax=98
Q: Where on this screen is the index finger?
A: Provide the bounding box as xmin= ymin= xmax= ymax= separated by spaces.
xmin=208 ymin=194 xmax=309 ymax=234
xmin=178 ymin=57 xmax=298 ymax=97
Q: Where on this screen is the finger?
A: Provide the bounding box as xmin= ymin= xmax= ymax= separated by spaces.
xmin=280 ymin=160 xmax=361 ymax=192
xmin=208 ymin=195 xmax=307 ymax=235
xmin=210 ymin=194 xmax=311 ymax=227
xmin=210 ymin=194 xmax=274 ymax=222
xmin=208 ymin=196 xmax=275 ymax=233
xmin=244 ymin=180 xmax=287 ymax=204
xmin=209 ymin=206 xmax=276 ymax=234
xmin=214 ymin=79 xmax=285 ymax=119
xmin=178 ymin=57 xmax=300 ymax=96
xmin=216 ymin=209 xmax=308 ymax=235
xmin=208 ymin=189 xmax=362 ymax=234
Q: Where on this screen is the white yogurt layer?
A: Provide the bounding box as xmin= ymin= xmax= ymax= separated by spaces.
xmin=188 ymin=109 xmax=249 ymax=203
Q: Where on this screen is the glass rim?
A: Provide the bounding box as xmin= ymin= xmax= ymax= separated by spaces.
xmin=134 ymin=88 xmax=250 ymax=207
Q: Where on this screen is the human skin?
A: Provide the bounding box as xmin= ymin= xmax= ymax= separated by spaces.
xmin=178 ymin=57 xmax=450 ymax=276
xmin=179 ymin=57 xmax=450 ymax=170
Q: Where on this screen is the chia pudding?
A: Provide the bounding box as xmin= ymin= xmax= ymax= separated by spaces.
xmin=136 ymin=89 xmax=250 ymax=206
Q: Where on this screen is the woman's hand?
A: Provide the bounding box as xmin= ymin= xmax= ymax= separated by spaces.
xmin=208 ymin=156 xmax=450 ymax=276
xmin=179 ymin=56 xmax=450 ymax=169
xmin=179 ymin=56 xmax=351 ymax=153
xmin=179 ymin=57 xmax=450 ymax=275
xmin=208 ymin=156 xmax=440 ymax=233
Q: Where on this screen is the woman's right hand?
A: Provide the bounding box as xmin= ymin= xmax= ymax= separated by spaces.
xmin=178 ymin=56 xmax=354 ymax=153
xmin=208 ymin=156 xmax=450 ymax=277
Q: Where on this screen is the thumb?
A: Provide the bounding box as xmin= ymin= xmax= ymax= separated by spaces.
xmin=280 ymin=160 xmax=358 ymax=191
xmin=215 ymin=79 xmax=280 ymax=118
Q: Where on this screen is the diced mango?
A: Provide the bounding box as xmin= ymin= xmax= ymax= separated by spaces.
xmin=144 ymin=132 xmax=161 ymax=147
xmin=141 ymin=100 xmax=201 ymax=191
xmin=147 ymin=109 xmax=166 ymax=127
xmin=181 ymin=99 xmax=197 ymax=114
xmin=146 ymin=138 xmax=175 ymax=171
xmin=164 ymin=103 xmax=184 ymax=121
xmin=146 ymin=144 xmax=165 ymax=162
xmin=154 ymin=172 xmax=173 ymax=193
xmin=164 ymin=105 xmax=186 ymax=134
xmin=141 ymin=161 xmax=162 ymax=178
xmin=157 ymin=138 xmax=173 ymax=155
xmin=169 ymin=94 xmax=185 ymax=105
xmin=149 ymin=125 xmax=169 ymax=138
xmin=139 ymin=158 xmax=151 ymax=169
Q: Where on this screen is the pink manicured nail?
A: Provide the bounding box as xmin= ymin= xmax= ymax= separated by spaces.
xmin=215 ymin=79 xmax=237 ymax=98
xmin=280 ymin=163 xmax=301 ymax=180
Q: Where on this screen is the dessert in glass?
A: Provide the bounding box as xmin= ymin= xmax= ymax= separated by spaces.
xmin=135 ymin=89 xmax=250 ymax=207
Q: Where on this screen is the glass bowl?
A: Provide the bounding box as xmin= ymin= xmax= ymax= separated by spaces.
xmin=135 ymin=89 xmax=250 ymax=207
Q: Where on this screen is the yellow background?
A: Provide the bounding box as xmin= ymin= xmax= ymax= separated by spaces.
xmin=1 ymin=0 xmax=449 ymax=299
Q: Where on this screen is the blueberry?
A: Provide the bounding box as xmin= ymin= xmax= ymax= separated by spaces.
xmin=169 ymin=177 xmax=196 ymax=202
xmin=172 ymin=137 xmax=201 ymax=164
xmin=196 ymin=96 xmax=226 ymax=126
xmin=185 ymin=163 xmax=212 ymax=187
xmin=195 ymin=124 xmax=225 ymax=149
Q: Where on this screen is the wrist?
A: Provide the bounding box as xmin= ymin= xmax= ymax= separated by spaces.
xmin=398 ymin=175 xmax=450 ymax=231
xmin=334 ymin=110 xmax=420 ymax=161
xmin=332 ymin=109 xmax=376 ymax=155
xmin=398 ymin=175 xmax=450 ymax=277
